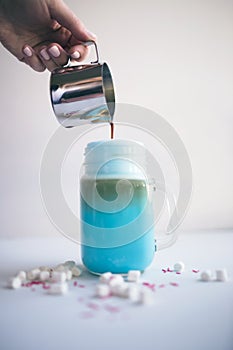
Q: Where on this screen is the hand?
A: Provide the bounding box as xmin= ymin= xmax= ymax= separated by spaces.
xmin=0 ymin=0 xmax=97 ymax=72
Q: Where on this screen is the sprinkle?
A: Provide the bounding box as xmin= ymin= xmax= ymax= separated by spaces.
xmin=73 ymin=281 xmax=78 ymax=286
xmin=167 ymin=267 xmax=173 ymax=272
xmin=170 ymin=282 xmax=179 ymax=287
xmin=162 ymin=269 xmax=167 ymax=273
xmin=78 ymin=284 xmax=85 ymax=288
xmin=142 ymin=282 xmax=156 ymax=291
xmin=105 ymin=305 xmax=120 ymax=313
xmin=159 ymin=284 xmax=165 ymax=288
xmin=87 ymin=302 xmax=100 ymax=311
xmin=192 ymin=269 xmax=200 ymax=273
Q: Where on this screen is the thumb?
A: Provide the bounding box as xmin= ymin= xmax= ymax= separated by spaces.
xmin=49 ymin=0 xmax=97 ymax=42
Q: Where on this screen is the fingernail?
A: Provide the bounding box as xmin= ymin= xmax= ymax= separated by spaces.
xmin=23 ymin=46 xmax=32 ymax=57
xmin=71 ymin=51 xmax=81 ymax=59
xmin=86 ymin=30 xmax=97 ymax=40
xmin=40 ymin=48 xmax=50 ymax=61
xmin=48 ymin=46 xmax=60 ymax=58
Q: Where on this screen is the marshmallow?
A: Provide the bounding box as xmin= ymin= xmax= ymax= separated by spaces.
xmin=111 ymin=283 xmax=129 ymax=298
xmin=127 ymin=270 xmax=141 ymax=282
xmin=128 ymin=285 xmax=141 ymax=302
xmin=96 ymin=284 xmax=110 ymax=297
xmin=8 ymin=277 xmax=21 ymax=289
xmin=50 ymin=271 xmax=67 ymax=284
xmin=71 ymin=266 xmax=82 ymax=277
xmin=27 ymin=268 xmax=40 ymax=281
xmin=64 ymin=260 xmax=76 ymax=268
xmin=216 ymin=269 xmax=228 ymax=282
xmin=39 ymin=270 xmax=50 ymax=282
xmin=108 ymin=275 xmax=124 ymax=288
xmin=65 ymin=270 xmax=73 ymax=281
xmin=200 ymin=270 xmax=212 ymax=282
xmin=173 ymin=261 xmax=185 ymax=273
xmin=16 ymin=270 xmax=27 ymax=281
xmin=39 ymin=266 xmax=50 ymax=272
xmin=99 ymin=272 xmax=112 ymax=284
xmin=54 ymin=264 xmax=68 ymax=272
xmin=47 ymin=283 xmax=68 ymax=295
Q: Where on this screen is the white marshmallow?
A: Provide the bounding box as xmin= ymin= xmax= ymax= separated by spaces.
xmin=50 ymin=271 xmax=67 ymax=283
xmin=200 ymin=270 xmax=212 ymax=282
xmin=128 ymin=285 xmax=141 ymax=302
xmin=16 ymin=270 xmax=27 ymax=281
xmin=173 ymin=261 xmax=185 ymax=273
xmin=99 ymin=272 xmax=112 ymax=284
xmin=54 ymin=264 xmax=68 ymax=272
xmin=47 ymin=283 xmax=68 ymax=295
xmin=127 ymin=270 xmax=141 ymax=282
xmin=65 ymin=270 xmax=72 ymax=281
xmin=64 ymin=260 xmax=76 ymax=268
xmin=39 ymin=270 xmax=50 ymax=282
xmin=108 ymin=275 xmax=124 ymax=288
xmin=27 ymin=268 xmax=40 ymax=281
xmin=96 ymin=283 xmax=110 ymax=297
xmin=39 ymin=266 xmax=50 ymax=272
xmin=111 ymin=283 xmax=129 ymax=298
xmin=216 ymin=269 xmax=228 ymax=282
xmin=71 ymin=266 xmax=82 ymax=277
xmin=8 ymin=277 xmax=21 ymax=289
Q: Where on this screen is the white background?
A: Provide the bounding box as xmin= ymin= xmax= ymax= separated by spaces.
xmin=0 ymin=0 xmax=233 ymax=238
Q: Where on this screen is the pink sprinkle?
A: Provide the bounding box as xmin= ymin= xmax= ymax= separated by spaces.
xmin=105 ymin=305 xmax=120 ymax=313
xmin=87 ymin=302 xmax=100 ymax=311
xmin=167 ymin=267 xmax=173 ymax=272
xmin=73 ymin=281 xmax=78 ymax=286
xmin=192 ymin=269 xmax=200 ymax=273
xmin=78 ymin=284 xmax=85 ymax=288
xmin=142 ymin=282 xmax=156 ymax=291
xmin=170 ymin=282 xmax=179 ymax=287
xmin=42 ymin=284 xmax=50 ymax=290
xmin=159 ymin=284 xmax=165 ymax=288
xmin=162 ymin=269 xmax=167 ymax=273
xmin=176 ymin=272 xmax=181 ymax=275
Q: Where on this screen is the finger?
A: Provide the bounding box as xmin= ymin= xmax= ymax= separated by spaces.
xmin=38 ymin=47 xmax=60 ymax=72
xmin=22 ymin=45 xmax=46 ymax=72
xmin=49 ymin=0 xmax=97 ymax=42
xmin=47 ymin=44 xmax=69 ymax=67
xmin=68 ymin=44 xmax=89 ymax=62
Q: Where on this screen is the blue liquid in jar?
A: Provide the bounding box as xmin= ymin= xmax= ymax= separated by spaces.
xmin=80 ymin=178 xmax=155 ymax=274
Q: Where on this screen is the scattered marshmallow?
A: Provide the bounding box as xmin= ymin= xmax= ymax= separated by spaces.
xmin=27 ymin=268 xmax=40 ymax=281
xmin=71 ymin=266 xmax=82 ymax=277
xmin=128 ymin=285 xmax=141 ymax=302
xmin=108 ymin=275 xmax=124 ymax=288
xmin=8 ymin=277 xmax=22 ymax=289
xmin=173 ymin=261 xmax=185 ymax=273
xmin=99 ymin=272 xmax=112 ymax=284
xmin=64 ymin=260 xmax=76 ymax=268
xmin=127 ymin=270 xmax=141 ymax=282
xmin=50 ymin=271 xmax=67 ymax=284
xmin=216 ymin=269 xmax=228 ymax=282
xmin=111 ymin=283 xmax=129 ymax=298
xmin=200 ymin=270 xmax=212 ymax=282
xmin=16 ymin=270 xmax=27 ymax=281
xmin=47 ymin=283 xmax=68 ymax=295
xmin=66 ymin=270 xmax=73 ymax=281
xmin=40 ymin=270 xmax=50 ymax=282
xmin=96 ymin=283 xmax=110 ymax=297
xmin=54 ymin=264 xmax=68 ymax=273
xmin=39 ymin=266 xmax=50 ymax=272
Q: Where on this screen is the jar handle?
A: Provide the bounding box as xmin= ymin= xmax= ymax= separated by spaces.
xmin=152 ymin=182 xmax=179 ymax=251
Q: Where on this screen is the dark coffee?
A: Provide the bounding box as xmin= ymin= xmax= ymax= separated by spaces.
xmin=110 ymin=122 xmax=114 ymax=139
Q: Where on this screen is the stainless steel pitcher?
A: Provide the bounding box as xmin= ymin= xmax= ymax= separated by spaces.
xmin=50 ymin=41 xmax=115 ymax=128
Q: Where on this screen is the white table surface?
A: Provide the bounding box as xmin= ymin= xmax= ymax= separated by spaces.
xmin=0 ymin=230 xmax=233 ymax=350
